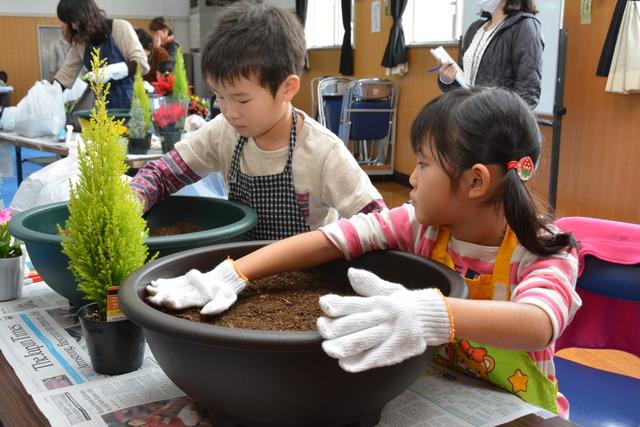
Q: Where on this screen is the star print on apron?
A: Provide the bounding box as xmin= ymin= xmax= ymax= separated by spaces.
xmin=227 ymin=108 xmax=310 ymax=241
xmin=430 ymin=226 xmax=559 ymax=413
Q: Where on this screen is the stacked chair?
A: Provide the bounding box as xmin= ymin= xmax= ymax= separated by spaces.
xmin=553 ymin=216 xmax=640 ymax=427
xmin=315 ymin=77 xmax=398 ymax=176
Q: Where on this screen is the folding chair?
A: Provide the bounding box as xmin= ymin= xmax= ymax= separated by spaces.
xmin=337 ymin=78 xmax=398 ymax=175
xmin=315 ymin=76 xmax=354 ymax=136
xmin=554 ymin=216 xmax=640 ymax=427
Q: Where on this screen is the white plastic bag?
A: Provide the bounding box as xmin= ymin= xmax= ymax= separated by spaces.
xmin=9 ymin=138 xmax=80 ymax=215
xmin=0 ymin=106 xmax=16 ymax=131
xmin=14 ymin=80 xmax=65 ymax=138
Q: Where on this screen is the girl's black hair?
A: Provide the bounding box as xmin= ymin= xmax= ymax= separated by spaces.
xmin=410 ymin=87 xmax=574 ymax=257
xmin=57 ymin=0 xmax=110 ymax=45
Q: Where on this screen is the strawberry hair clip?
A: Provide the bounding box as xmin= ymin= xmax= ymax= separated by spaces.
xmin=507 ymin=156 xmax=534 ymax=181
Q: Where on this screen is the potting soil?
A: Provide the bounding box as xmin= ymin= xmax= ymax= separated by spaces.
xmin=149 ymin=271 xmax=355 ymax=331
xmin=148 ymin=222 xmax=204 ymax=236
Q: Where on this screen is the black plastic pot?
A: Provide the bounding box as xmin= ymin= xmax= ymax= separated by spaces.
xmin=119 ymin=241 xmax=467 ymax=427
xmin=128 ymin=134 xmax=151 ymax=154
xmin=77 ymin=302 xmax=145 ymax=375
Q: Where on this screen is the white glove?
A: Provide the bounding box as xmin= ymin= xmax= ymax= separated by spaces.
xmin=317 ymin=268 xmax=452 ymax=373
xmin=146 ymin=259 xmax=248 ymax=315
xmin=143 ymin=81 xmax=155 ymax=93
xmin=83 ymin=62 xmax=129 ymax=83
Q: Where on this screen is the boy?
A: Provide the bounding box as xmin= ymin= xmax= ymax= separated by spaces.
xmin=131 ymin=2 xmax=385 ymax=240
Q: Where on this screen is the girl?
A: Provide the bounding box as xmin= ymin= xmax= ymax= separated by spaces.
xmin=147 ymin=87 xmax=581 ymax=416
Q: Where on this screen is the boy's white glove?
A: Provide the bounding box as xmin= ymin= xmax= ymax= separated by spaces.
xmin=146 ymin=259 xmax=248 ymax=315
xmin=83 ymin=62 xmax=129 ymax=83
xmin=317 ymin=268 xmax=452 ymax=373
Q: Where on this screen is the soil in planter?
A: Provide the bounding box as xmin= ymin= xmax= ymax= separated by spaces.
xmin=148 ymin=271 xmax=356 ymax=331
xmin=148 ymin=222 xmax=204 ymax=236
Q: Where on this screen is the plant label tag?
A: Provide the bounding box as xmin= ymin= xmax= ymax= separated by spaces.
xmin=107 ymin=286 xmax=126 ymax=322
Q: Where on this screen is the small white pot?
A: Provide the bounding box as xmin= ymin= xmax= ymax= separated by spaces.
xmin=0 ymin=253 xmax=25 ymax=301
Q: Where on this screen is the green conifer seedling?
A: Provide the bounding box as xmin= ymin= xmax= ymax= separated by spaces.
xmin=131 ymin=66 xmax=151 ymax=131
xmin=61 ymin=49 xmax=151 ymax=319
xmin=172 ymin=47 xmax=190 ymax=101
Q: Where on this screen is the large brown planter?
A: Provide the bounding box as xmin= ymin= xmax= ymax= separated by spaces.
xmin=119 ymin=241 xmax=467 ymax=427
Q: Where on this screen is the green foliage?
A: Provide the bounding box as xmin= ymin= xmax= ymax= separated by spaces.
xmin=131 ymin=67 xmax=151 ymax=131
xmin=128 ymin=98 xmax=147 ymax=139
xmin=172 ymin=47 xmax=190 ymax=101
xmin=61 ymin=49 xmax=151 ymax=318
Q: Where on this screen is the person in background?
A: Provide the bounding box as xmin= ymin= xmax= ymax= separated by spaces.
xmin=130 ymin=2 xmax=386 ymax=240
xmin=147 ymin=87 xmax=581 ymax=417
xmin=48 ymin=26 xmax=71 ymax=81
xmin=54 ymin=0 xmax=149 ymax=109
xmin=148 ymin=17 xmax=180 ymax=63
xmin=438 ymin=0 xmax=543 ymax=109
xmin=135 ymin=28 xmax=171 ymax=83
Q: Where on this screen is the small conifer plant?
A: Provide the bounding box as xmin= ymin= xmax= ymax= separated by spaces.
xmin=61 ymin=49 xmax=151 ymax=319
xmin=131 ymin=66 xmax=151 ymax=131
xmin=172 ymin=47 xmax=190 ymax=102
xmin=128 ymin=98 xmax=147 ymax=140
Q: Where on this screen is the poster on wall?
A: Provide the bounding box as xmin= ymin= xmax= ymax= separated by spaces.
xmin=37 ymin=25 xmax=69 ymax=81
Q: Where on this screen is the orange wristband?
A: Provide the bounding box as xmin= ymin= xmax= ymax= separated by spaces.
xmin=436 ymin=289 xmax=455 ymax=342
xmin=226 ymin=256 xmax=249 ymax=283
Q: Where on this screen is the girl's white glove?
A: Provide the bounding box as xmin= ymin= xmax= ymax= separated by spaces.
xmin=146 ymin=259 xmax=248 ymax=315
xmin=83 ymin=62 xmax=129 ymax=83
xmin=317 ymin=268 xmax=453 ymax=373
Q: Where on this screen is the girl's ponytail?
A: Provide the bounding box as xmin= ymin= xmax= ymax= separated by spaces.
xmin=503 ymin=171 xmax=574 ymax=257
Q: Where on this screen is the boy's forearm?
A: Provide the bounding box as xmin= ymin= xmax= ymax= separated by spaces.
xmin=236 ymin=231 xmax=344 ymax=281
xmin=445 ymin=298 xmax=553 ymax=351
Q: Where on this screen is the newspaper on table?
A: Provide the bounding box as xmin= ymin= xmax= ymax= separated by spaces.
xmin=0 ymin=265 xmax=546 ymax=427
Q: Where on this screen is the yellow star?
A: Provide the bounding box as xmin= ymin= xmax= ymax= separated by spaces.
xmin=508 ymin=369 xmax=529 ymax=393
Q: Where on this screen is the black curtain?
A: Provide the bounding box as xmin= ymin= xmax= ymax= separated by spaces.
xmin=596 ymin=0 xmax=627 ymax=77
xmin=381 ymin=0 xmax=409 ymax=69
xmin=295 ymin=0 xmax=309 ymax=70
xmin=339 ymin=0 xmax=354 ymax=75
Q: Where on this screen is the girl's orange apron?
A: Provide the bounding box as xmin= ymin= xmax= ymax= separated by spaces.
xmin=430 ymin=226 xmax=559 ymax=413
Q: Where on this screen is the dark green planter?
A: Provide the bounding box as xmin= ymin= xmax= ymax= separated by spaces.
xmin=8 ymin=196 xmax=257 ymax=306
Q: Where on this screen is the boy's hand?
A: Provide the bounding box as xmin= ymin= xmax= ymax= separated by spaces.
xmin=146 ymin=259 xmax=248 ymax=315
xmin=316 ymin=268 xmax=452 ymax=372
xmin=82 ymin=62 xmax=129 ymax=83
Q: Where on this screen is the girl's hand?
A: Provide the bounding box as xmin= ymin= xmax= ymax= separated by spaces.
xmin=316 ymin=268 xmax=452 ymax=372
xmin=439 ymin=61 xmax=457 ymax=84
xmin=146 ymin=259 xmax=248 ymax=315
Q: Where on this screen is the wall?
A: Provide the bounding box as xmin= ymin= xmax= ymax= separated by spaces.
xmin=0 ymin=0 xmax=190 ymax=103
xmin=294 ymin=0 xmax=639 ymax=223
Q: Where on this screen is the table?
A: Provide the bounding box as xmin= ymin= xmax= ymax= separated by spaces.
xmin=0 ymin=348 xmax=577 ymax=427
xmin=0 ymin=131 xmax=163 ymax=184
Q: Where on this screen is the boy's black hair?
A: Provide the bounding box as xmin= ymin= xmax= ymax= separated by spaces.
xmin=200 ymin=1 xmax=306 ymax=97
xmin=0 ymin=70 xmax=7 ymax=83
xmin=135 ymin=28 xmax=153 ymax=51
xmin=57 ymin=0 xmax=110 ymax=44
xmin=410 ymin=87 xmax=574 ymax=257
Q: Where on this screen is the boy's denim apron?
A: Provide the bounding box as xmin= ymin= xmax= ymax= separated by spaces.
xmin=83 ymin=32 xmax=133 ymax=109
xmin=430 ymin=226 xmax=560 ymax=413
xmin=227 ymin=109 xmax=310 ymax=240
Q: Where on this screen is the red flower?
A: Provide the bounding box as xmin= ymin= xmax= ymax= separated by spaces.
xmin=152 ymin=73 xmax=174 ymax=96
xmin=153 ymin=103 xmax=186 ymax=129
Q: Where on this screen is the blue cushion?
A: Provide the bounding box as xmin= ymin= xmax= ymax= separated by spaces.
xmin=322 ymin=95 xmax=343 ymax=136
xmin=580 ymin=257 xmax=640 ymax=301
xmin=350 ymin=100 xmax=391 ymax=140
xmin=555 ymin=357 xmax=640 ymax=426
